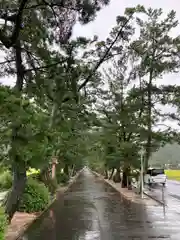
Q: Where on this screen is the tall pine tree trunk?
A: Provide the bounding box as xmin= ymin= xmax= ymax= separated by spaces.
xmin=5 ymin=41 xmax=27 ymax=222
xmin=70 ymin=164 xmax=75 ymax=177
xmin=122 ymin=170 xmax=128 ymax=188
xmin=104 ymin=163 xmax=108 ymax=179
xmin=122 ymin=165 xmax=130 ymax=188
xmin=64 ymin=163 xmax=69 ymax=176
xmin=5 ymin=162 xmax=27 ymax=222
xmin=145 ymin=68 xmax=153 ymax=171
xmin=109 ymin=168 xmax=115 ymax=180
xmin=104 ymin=169 xmax=108 ymax=179
xmin=113 ymin=168 xmax=121 ymax=183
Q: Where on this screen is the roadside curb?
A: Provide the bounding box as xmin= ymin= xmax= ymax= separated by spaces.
xmin=92 ymin=170 xmax=160 ymax=206
xmin=67 ymin=168 xmax=84 ymax=189
xmin=92 ymin=171 xmax=137 ymax=203
xmin=14 ymin=169 xmax=83 ymax=240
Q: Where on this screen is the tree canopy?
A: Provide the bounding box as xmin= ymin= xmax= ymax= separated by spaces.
xmin=1 ymin=3 xmax=180 ymax=221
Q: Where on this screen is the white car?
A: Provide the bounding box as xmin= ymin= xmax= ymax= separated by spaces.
xmin=144 ymin=168 xmax=167 ymax=186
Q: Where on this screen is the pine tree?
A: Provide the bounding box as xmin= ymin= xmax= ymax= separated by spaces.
xmin=130 ymin=7 xmax=180 ymax=169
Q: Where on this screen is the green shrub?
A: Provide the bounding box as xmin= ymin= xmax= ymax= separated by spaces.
xmin=46 ymin=178 xmax=58 ymax=195
xmin=29 ymin=172 xmax=41 ymax=181
xmin=0 ymin=171 xmax=12 ymax=190
xmin=18 ymin=179 xmax=50 ymax=213
xmin=56 ymin=172 xmax=69 ymax=184
xmin=0 ymin=207 xmax=8 ymax=240
xmin=27 ymin=168 xmax=40 ymax=176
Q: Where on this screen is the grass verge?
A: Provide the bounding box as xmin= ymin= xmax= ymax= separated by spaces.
xmin=165 ymin=170 xmax=180 ymax=181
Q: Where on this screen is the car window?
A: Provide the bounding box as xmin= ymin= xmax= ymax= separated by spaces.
xmin=151 ymin=169 xmax=164 ymax=176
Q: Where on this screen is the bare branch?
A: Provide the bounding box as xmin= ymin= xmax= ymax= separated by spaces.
xmin=0 ymin=59 xmax=15 ymax=65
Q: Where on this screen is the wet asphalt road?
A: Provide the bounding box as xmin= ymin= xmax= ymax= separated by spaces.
xmin=145 ymin=179 xmax=180 ymax=206
xmin=19 ymin=169 xmax=180 ymax=240
xmin=166 ymin=180 xmax=180 ymax=199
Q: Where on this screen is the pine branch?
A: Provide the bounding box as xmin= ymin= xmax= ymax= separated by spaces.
xmin=0 ymin=60 xmax=15 ymax=65
xmin=0 ymin=0 xmax=28 ymax=48
xmin=24 ymin=59 xmax=66 ymax=73
xmin=78 ymin=14 xmax=134 ymax=91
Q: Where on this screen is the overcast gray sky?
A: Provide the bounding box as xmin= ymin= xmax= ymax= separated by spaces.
xmin=1 ymin=0 xmax=180 ymax=86
xmin=73 ymin=0 xmax=180 ymax=130
xmin=73 ymin=0 xmax=180 ymax=87
xmin=73 ymin=0 xmax=180 ymax=40
xmin=74 ymin=0 xmax=180 ymax=129
xmin=0 ymin=0 xmax=180 ymax=129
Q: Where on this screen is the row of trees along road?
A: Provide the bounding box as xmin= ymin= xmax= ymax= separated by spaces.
xmin=1 ymin=2 xmax=180 ymax=221
xmin=87 ymin=8 xmax=180 ymax=187
xmin=0 ymin=0 xmax=112 ymax=222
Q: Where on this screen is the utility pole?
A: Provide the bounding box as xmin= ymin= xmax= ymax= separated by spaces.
xmin=140 ymin=147 xmax=144 ymax=199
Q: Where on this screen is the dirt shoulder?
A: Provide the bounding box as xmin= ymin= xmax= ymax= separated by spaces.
xmin=93 ymin=171 xmax=159 ymax=206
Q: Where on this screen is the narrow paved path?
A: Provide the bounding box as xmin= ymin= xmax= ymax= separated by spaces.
xmin=19 ymin=169 xmax=180 ymax=240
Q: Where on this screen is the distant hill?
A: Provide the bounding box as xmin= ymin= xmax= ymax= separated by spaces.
xmin=150 ymin=143 xmax=180 ymax=167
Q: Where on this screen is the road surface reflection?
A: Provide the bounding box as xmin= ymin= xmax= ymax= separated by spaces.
xmin=19 ymin=169 xmax=180 ymax=240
